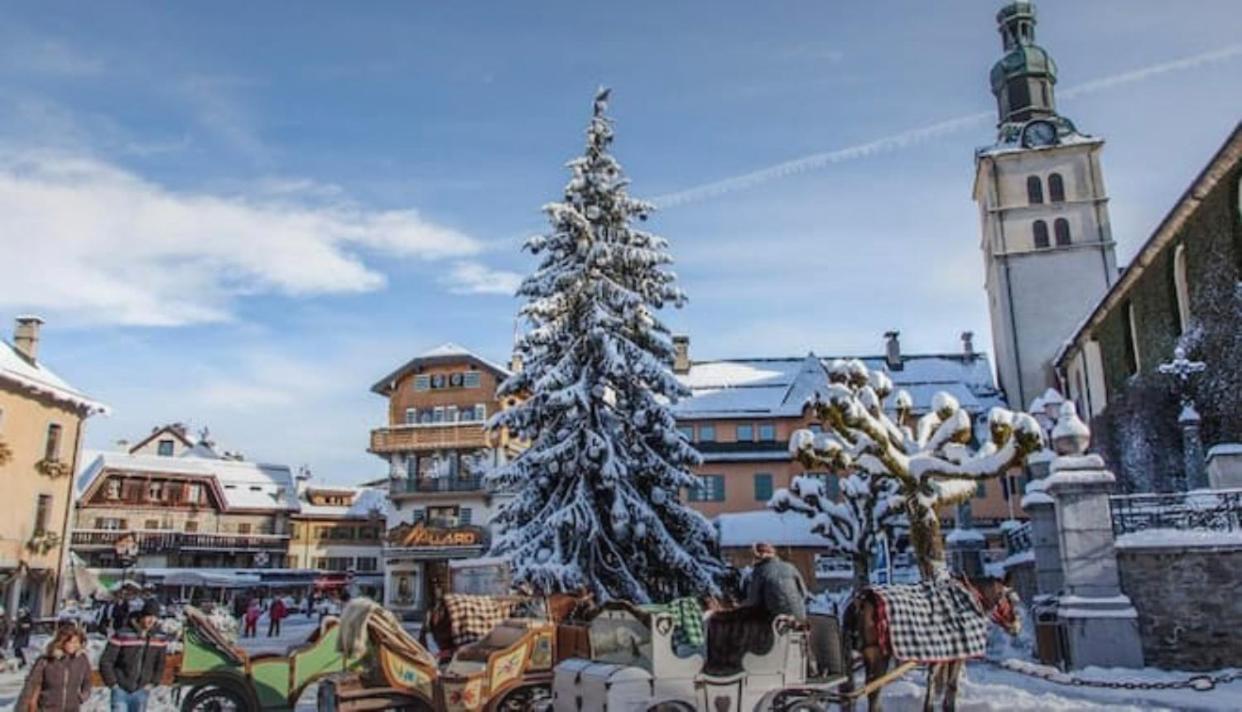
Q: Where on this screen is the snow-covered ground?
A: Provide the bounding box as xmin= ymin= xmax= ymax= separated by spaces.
xmin=2 ymin=610 xmax=1240 ymax=711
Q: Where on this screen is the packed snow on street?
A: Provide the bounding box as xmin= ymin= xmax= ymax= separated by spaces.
xmin=0 ymin=608 xmax=1239 ymax=711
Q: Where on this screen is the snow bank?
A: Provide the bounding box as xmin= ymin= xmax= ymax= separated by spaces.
xmin=1115 ymin=528 xmax=1242 ymax=549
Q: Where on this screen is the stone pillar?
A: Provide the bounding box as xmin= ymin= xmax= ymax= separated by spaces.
xmin=5 ymin=572 xmax=22 ymax=617
xmin=1021 ymin=479 xmax=1063 ymax=596
xmin=1180 ymin=405 xmax=1208 ymax=491
xmin=945 ymin=527 xmax=986 ymax=578
xmin=1046 ymin=454 xmax=1144 ymax=668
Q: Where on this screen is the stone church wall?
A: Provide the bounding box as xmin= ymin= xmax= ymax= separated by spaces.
xmin=1116 ymin=542 xmax=1242 ymax=670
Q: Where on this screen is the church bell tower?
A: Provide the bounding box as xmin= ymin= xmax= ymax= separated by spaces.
xmin=974 ymin=1 xmax=1118 ymax=410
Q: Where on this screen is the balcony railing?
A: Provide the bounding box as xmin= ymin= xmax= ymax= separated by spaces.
xmin=370 ymin=424 xmax=489 ymax=453
xmin=1110 ymin=488 xmax=1242 ymax=536
xmin=71 ymin=529 xmax=290 ymax=552
xmin=694 ymin=440 xmax=788 ymax=454
xmin=389 ymin=476 xmax=487 ymax=495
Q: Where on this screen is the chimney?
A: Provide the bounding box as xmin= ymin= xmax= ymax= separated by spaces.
xmin=672 ymin=335 xmax=690 ymax=374
xmin=961 ymin=331 xmax=975 ymax=358
xmin=13 ymin=316 xmax=43 ymax=362
xmin=884 ymin=331 xmax=902 ymax=370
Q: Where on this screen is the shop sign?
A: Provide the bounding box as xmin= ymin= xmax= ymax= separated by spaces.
xmin=387 ymin=522 xmax=486 ymax=549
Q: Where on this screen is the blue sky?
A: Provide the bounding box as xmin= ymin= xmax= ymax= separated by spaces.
xmin=0 ymin=1 xmax=1238 ymax=483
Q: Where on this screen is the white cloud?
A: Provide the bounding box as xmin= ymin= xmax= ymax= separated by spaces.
xmin=444 ymin=260 xmax=523 ymax=296
xmin=0 ymin=151 xmax=483 ymax=326
xmin=1 ymin=37 xmax=104 ymax=77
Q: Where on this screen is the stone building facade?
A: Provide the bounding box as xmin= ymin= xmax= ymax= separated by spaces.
xmin=975 ymin=2 xmax=1119 ymax=412
xmin=0 ymin=317 xmax=107 ymax=615
xmin=1056 ymin=124 xmax=1242 ymax=491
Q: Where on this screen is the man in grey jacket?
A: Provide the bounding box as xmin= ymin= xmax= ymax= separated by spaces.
xmin=743 ymin=542 xmax=809 ymax=621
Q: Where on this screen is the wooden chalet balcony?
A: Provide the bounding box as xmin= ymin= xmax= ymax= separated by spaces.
xmin=71 ymin=529 xmax=289 ymax=553
xmin=369 ymin=424 xmax=489 ymax=453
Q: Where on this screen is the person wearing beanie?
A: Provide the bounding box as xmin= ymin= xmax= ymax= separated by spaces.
xmin=743 ymin=541 xmax=809 ymax=621
xmin=99 ymin=599 xmax=168 ymax=712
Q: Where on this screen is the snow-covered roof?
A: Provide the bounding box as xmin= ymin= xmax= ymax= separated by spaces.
xmin=294 ymin=485 xmax=390 ymax=519
xmin=0 ymin=338 xmax=108 ymax=415
xmin=370 ymin=342 xmax=511 ymax=396
xmin=76 ymin=450 xmax=299 ymax=512
xmin=715 ymin=510 xmax=826 ymax=548
xmin=672 ymin=352 xmax=1004 ymax=420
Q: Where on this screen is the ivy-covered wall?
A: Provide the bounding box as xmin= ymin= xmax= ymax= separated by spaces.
xmin=1089 ymin=157 xmax=1242 ymax=491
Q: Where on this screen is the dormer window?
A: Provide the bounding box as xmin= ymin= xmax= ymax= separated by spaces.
xmin=157 ymin=439 xmax=175 ymax=456
xmin=105 ymin=480 xmax=121 ymax=500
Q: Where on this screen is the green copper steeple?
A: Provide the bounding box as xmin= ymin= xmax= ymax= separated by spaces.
xmin=990 ymin=2 xmax=1059 ymax=125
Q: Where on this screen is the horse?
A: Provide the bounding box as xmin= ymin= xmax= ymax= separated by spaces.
xmin=841 ymin=574 xmax=1021 ymax=712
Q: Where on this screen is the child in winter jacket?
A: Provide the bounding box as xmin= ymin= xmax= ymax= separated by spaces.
xmin=15 ymin=626 xmax=92 ymax=712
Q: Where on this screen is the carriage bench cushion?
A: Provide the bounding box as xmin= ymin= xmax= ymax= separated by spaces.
xmin=442 ymin=594 xmax=519 ymax=648
xmin=867 ymin=581 xmax=988 ymax=663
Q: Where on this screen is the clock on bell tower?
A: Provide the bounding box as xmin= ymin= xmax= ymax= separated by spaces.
xmin=973 ymin=2 xmax=1119 ymax=410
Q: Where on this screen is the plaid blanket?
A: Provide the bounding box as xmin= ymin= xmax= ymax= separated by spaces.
xmin=868 ymin=581 xmax=988 ymax=663
xmin=442 ymin=594 xmax=518 ymax=648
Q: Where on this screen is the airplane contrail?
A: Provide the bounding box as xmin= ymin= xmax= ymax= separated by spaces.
xmin=650 ymin=44 xmax=1242 ymax=209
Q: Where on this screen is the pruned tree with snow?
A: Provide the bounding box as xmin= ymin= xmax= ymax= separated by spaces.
xmin=769 ymin=471 xmax=907 ymax=590
xmin=789 ymin=358 xmax=1044 ymax=580
xmin=486 ymin=88 xmax=728 ymax=603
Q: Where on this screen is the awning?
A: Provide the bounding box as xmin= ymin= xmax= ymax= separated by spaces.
xmin=384 ymin=546 xmax=485 ymax=561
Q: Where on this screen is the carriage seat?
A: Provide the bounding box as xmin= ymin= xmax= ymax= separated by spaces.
xmin=453 ymin=619 xmax=534 ymax=662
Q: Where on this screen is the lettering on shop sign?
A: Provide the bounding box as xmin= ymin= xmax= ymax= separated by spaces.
xmin=387 ymin=523 xmax=486 ymax=549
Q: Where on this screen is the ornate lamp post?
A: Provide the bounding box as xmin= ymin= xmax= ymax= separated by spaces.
xmin=1157 ymin=346 xmax=1208 ymax=491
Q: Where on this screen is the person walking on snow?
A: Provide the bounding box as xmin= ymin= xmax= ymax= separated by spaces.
xmin=15 ymin=626 xmax=92 ymax=712
xmin=99 ymin=600 xmax=168 ymax=712
xmin=267 ymin=596 xmax=286 ymax=637
xmin=243 ymin=601 xmax=260 ymax=638
xmin=12 ymin=609 xmax=33 ymax=669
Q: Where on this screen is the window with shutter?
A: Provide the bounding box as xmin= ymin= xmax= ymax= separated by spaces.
xmin=460 ymin=507 xmax=473 ymax=525
xmin=414 ymin=375 xmax=431 ymax=391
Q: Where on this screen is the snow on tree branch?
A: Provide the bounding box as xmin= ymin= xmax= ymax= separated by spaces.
xmin=486 ymin=88 xmax=728 ymax=603
xmin=789 ymin=358 xmax=1044 ymax=578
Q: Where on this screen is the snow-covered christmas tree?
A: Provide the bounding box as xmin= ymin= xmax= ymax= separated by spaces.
xmin=769 ymin=469 xmax=907 ymax=590
xmin=789 ymin=358 xmax=1044 ymax=580
xmin=487 ymin=88 xmax=728 ymax=603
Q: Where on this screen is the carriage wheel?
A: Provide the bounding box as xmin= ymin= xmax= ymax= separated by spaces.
xmin=646 ymin=703 xmax=696 ymax=712
xmin=181 ymin=685 xmax=247 ymax=712
xmin=495 ymin=684 xmax=552 ymax=712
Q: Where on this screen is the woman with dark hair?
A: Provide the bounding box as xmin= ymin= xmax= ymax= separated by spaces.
xmin=12 ymin=609 xmax=33 ymax=668
xmin=15 ymin=626 xmax=92 ymax=712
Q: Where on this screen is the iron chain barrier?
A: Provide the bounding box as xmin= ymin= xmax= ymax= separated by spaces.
xmin=983 ymin=658 xmax=1242 ymax=692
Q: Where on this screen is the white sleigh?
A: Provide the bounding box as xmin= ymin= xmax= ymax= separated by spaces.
xmin=551 ymin=603 xmax=828 ymax=712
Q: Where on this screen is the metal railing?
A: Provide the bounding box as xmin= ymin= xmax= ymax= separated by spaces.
xmin=388 ymin=475 xmax=487 ymax=494
xmin=1109 ymin=488 xmax=1242 ymax=536
xmin=1003 ymin=521 xmax=1033 ymax=556
xmin=71 ymin=528 xmax=289 ymax=552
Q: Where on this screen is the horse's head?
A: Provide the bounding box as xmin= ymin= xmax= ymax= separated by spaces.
xmin=963 ymin=575 xmax=1022 ymax=636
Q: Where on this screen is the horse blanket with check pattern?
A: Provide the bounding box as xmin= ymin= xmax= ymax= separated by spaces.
xmin=442 ymin=594 xmax=519 ymax=648
xmin=866 ymin=581 xmax=989 ymax=663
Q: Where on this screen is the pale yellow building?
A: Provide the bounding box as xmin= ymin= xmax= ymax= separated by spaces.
xmin=0 ymin=317 xmax=107 ymax=615
xmin=289 ymin=483 xmax=387 ymax=597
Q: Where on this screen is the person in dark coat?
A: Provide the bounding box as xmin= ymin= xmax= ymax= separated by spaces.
xmin=743 ymin=542 xmax=809 ymax=621
xmin=15 ymin=626 xmax=92 ymax=712
xmin=267 ymin=597 xmax=286 ymax=637
xmin=99 ymin=600 xmax=168 ymax=712
xmin=12 ymin=609 xmax=33 ymax=668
